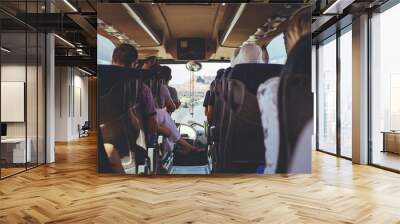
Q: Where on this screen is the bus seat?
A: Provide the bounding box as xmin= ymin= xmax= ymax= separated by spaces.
xmin=214 ymin=68 xmax=233 ymax=172
xmin=276 ymin=33 xmax=312 ymax=174
xmin=221 ymin=63 xmax=283 ymax=173
xmin=98 ymin=65 xmax=149 ymax=174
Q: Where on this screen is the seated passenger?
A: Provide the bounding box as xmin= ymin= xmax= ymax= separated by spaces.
xmin=256 ymin=7 xmax=311 ymax=174
xmin=261 ymin=45 xmax=269 ymax=64
xmin=102 ymin=44 xmax=158 ymax=172
xmin=150 ymin=64 xmax=203 ymax=154
xmin=234 ymin=43 xmax=264 ymax=64
xmin=230 ymin=47 xmax=241 ymax=68
xmin=204 ymin=69 xmax=224 ymax=123
xmin=142 ymin=56 xmax=158 ymax=71
xmin=157 ymin=66 xmax=179 ymax=112
xmin=203 ymin=90 xmax=211 ymax=119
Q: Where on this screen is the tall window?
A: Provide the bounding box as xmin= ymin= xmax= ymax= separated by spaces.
xmin=317 ymin=36 xmax=337 ymax=154
xmin=370 ymin=3 xmax=400 ymax=171
xmin=339 ymin=28 xmax=352 ymax=158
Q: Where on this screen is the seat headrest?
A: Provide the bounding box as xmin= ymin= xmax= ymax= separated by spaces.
xmin=230 ymin=63 xmax=283 ymax=94
xmin=223 ymin=67 xmax=232 ymax=78
xmin=216 ymin=68 xmax=225 ymax=79
xmin=98 ymin=65 xmax=142 ymax=79
xmin=281 ymin=33 xmax=311 ymax=78
xmin=98 ymin=65 xmax=143 ymax=96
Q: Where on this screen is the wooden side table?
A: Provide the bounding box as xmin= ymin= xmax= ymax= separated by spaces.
xmin=381 ymin=131 xmax=400 ymax=154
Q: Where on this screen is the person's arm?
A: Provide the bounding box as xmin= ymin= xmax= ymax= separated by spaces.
xmin=207 ymin=106 xmax=214 ymax=123
xmin=165 ymin=98 xmax=176 ymax=113
xmin=147 ymin=115 xmax=158 ymax=134
xmin=157 ymin=124 xmax=172 ymax=137
xmin=170 ymin=87 xmax=181 ymax=109
xmin=203 ymin=91 xmax=210 ymax=117
xmin=103 ymin=143 xmax=125 ymax=173
xmin=142 ymin=84 xmax=158 ymax=134
xmin=174 ymin=100 xmax=181 ymax=109
xmin=161 ymin=85 xmax=176 ymax=113
xmin=206 ymin=91 xmax=215 ymax=123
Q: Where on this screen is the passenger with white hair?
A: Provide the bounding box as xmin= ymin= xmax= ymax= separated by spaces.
xmin=234 ymin=43 xmax=264 ymax=65
xmin=257 ymin=7 xmax=311 ymax=174
xmin=230 ymin=47 xmax=241 ymax=68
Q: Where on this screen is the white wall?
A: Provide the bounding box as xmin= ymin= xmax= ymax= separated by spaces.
xmin=55 ymin=67 xmax=89 ymax=141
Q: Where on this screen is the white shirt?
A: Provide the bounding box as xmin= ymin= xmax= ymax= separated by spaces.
xmin=257 ymin=77 xmax=280 ymax=174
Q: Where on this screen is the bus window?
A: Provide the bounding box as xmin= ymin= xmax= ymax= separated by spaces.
xmin=266 ymin=33 xmax=287 ymax=64
xmin=161 ymin=62 xmax=229 ymax=125
xmin=97 ymin=34 xmax=115 ymax=65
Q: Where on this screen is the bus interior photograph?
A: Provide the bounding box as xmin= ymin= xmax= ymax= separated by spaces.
xmin=97 ymin=2 xmax=312 ymax=175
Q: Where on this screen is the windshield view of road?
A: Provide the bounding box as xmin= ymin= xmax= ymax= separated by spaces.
xmin=164 ymin=62 xmax=230 ymax=125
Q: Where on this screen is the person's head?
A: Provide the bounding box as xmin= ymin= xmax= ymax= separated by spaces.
xmin=285 ymin=7 xmax=311 ymax=52
xmin=142 ymin=56 xmax=158 ymax=70
xmin=112 ymin=43 xmax=138 ymax=68
xmin=261 ymin=46 xmax=269 ymax=64
xmin=157 ymin=66 xmax=172 ymax=84
xmin=234 ymin=43 xmax=263 ymax=65
xmin=230 ymin=47 xmax=241 ymax=67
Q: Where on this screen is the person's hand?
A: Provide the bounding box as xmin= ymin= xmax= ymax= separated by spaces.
xmin=192 ymin=147 xmax=206 ymax=153
xmin=181 ymin=147 xmax=191 ymax=155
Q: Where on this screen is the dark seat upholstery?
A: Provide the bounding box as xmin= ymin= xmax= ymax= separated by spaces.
xmin=97 ymin=65 xmax=147 ymax=173
xmin=213 ymin=67 xmax=232 ymax=172
xmin=221 ymin=63 xmax=283 ymax=173
xmin=276 ymin=34 xmax=312 ymax=173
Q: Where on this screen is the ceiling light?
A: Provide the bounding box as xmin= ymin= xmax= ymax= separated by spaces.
xmin=1 ymin=47 xmax=11 ymax=53
xmin=222 ymin=3 xmax=226 ymax=6
xmin=54 ymin=34 xmax=75 ymax=48
xmin=105 ymin=26 xmax=118 ymax=33
xmin=63 ymin=0 xmax=78 ymax=12
xmin=122 ymin=3 xmax=160 ymax=45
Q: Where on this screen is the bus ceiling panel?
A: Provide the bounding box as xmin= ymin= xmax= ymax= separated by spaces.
xmin=97 ymin=3 xmax=161 ymax=48
xmin=156 ymin=3 xmax=220 ymax=39
xmin=221 ymin=3 xmax=304 ymax=48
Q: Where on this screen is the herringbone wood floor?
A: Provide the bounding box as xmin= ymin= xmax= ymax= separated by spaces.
xmin=1 ymin=135 xmax=400 ymax=224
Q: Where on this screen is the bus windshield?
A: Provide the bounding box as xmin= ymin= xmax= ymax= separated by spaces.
xmin=162 ymin=62 xmax=230 ymax=125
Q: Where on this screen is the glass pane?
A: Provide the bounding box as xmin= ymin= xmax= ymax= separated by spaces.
xmin=317 ymin=37 xmax=337 ymax=154
xmin=371 ymin=3 xmax=400 ymax=171
xmin=1 ymin=30 xmax=28 ymax=177
xmin=27 ymin=31 xmax=38 ymax=169
xmin=38 ymin=33 xmax=45 ymax=165
xmin=340 ymin=29 xmax=352 ymax=158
